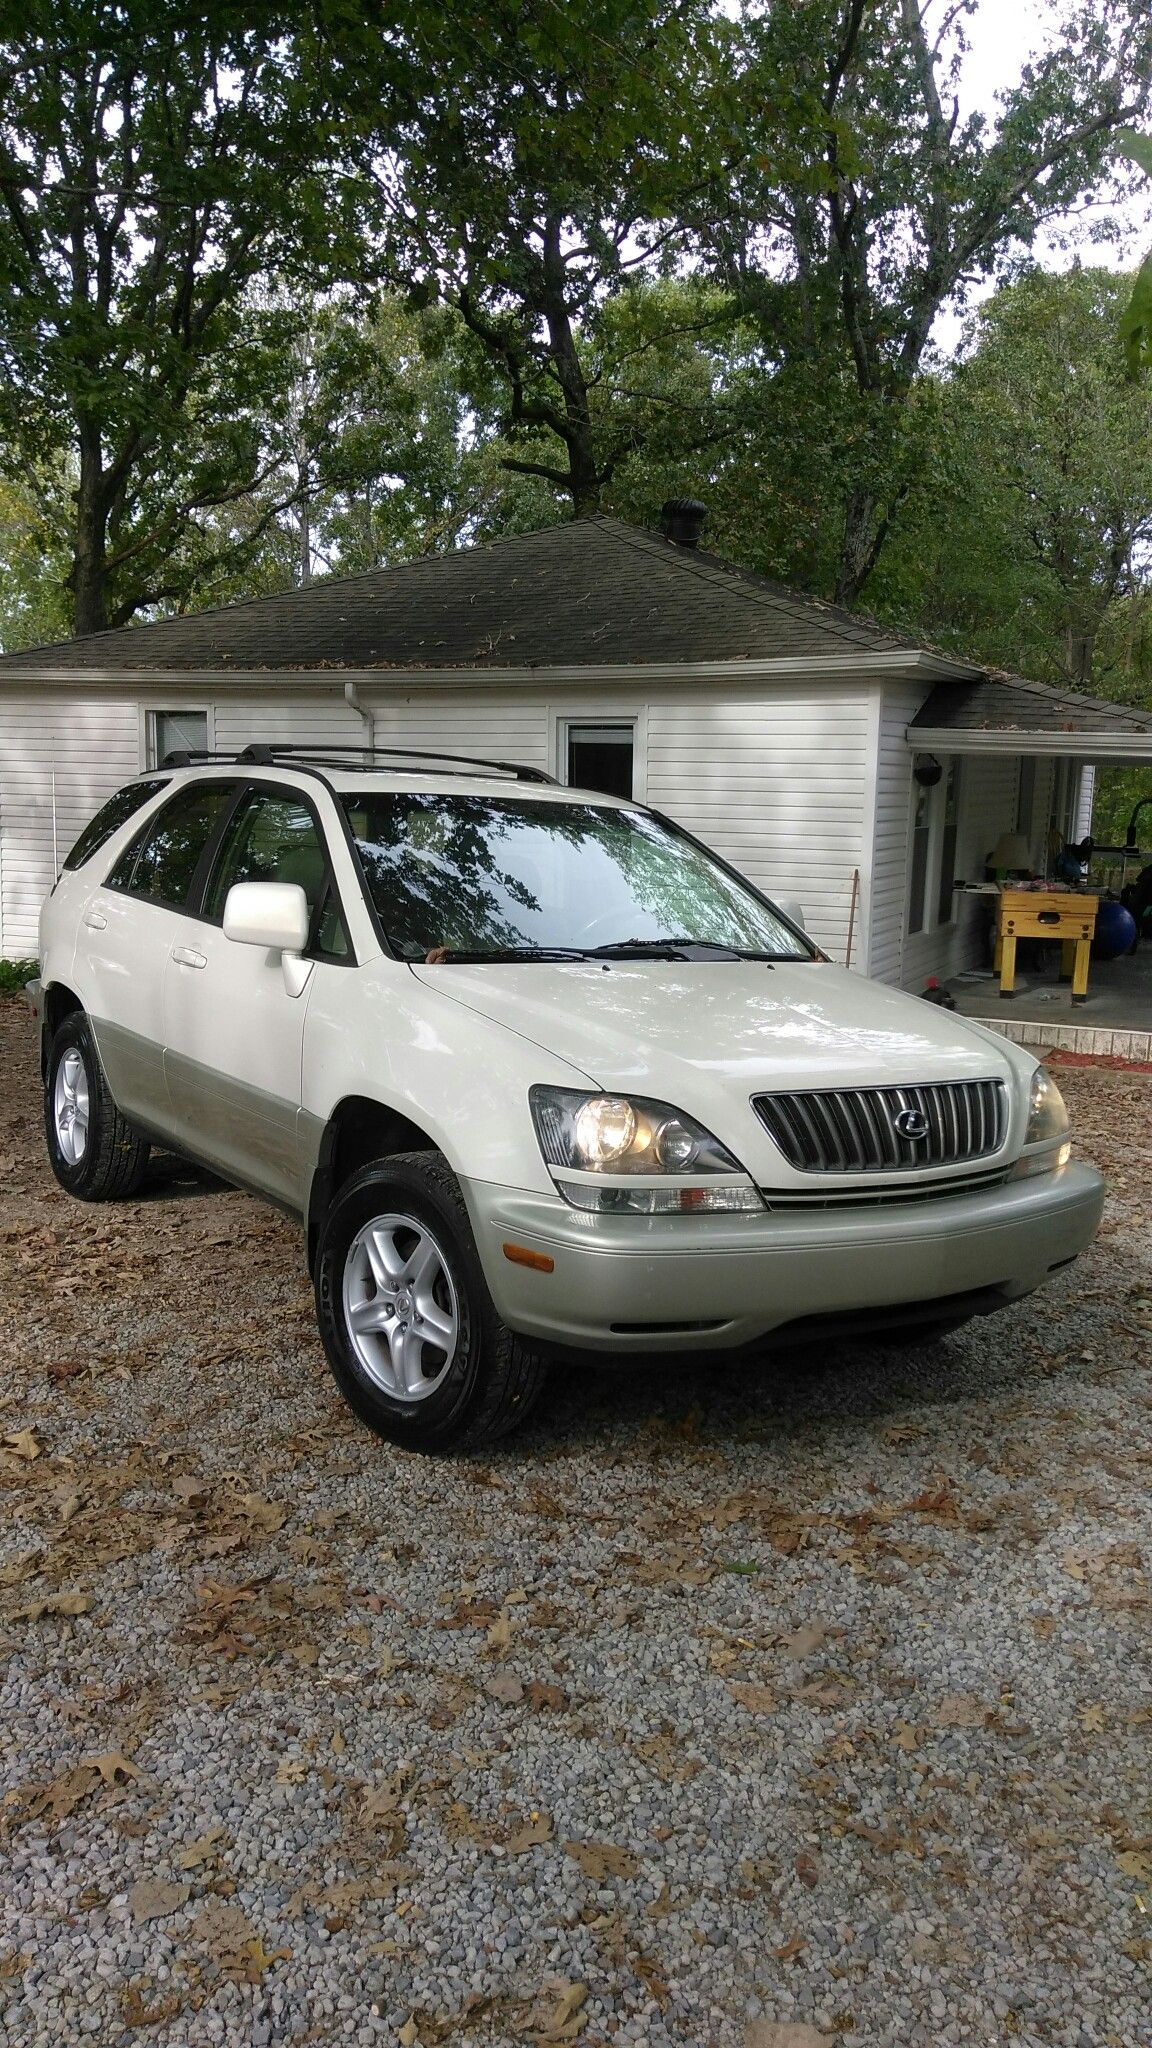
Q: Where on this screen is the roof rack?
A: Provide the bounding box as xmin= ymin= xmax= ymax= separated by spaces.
xmin=234 ymin=743 xmax=556 ymax=784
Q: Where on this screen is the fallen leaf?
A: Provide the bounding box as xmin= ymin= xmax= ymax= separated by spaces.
xmin=729 ymin=1682 xmax=777 ymax=1714
xmin=484 ymin=1673 xmax=524 ymax=1705
xmin=564 ymin=1839 xmax=639 ymax=1881
xmin=128 ymin=1878 xmax=190 ymax=1923
xmin=3 ymin=1429 xmax=42 ymax=1461
xmin=1117 ymin=1849 xmax=1152 ymax=1883
xmin=778 ymin=1624 xmax=826 ymax=1660
xmin=191 ymin=1897 xmax=257 ymax=1956
xmin=794 ymin=1848 xmax=820 ymax=1889
xmin=175 ymin=1826 xmax=228 ymax=1869
xmin=398 ymin=2019 xmax=419 ymax=2048
xmin=934 ymin=1695 xmax=988 ymax=1729
xmin=524 ymin=1679 xmax=569 ymax=1713
xmin=507 ymin=1812 xmax=554 ymax=1853
xmin=6 ymin=1590 xmax=93 ymax=1623
xmin=225 ymin=1935 xmax=290 ymax=1982
xmin=84 ymin=1751 xmax=139 ymax=1787
xmin=772 ymin=1936 xmax=807 ymax=1964
xmin=1078 ymin=1703 xmax=1107 ymax=1733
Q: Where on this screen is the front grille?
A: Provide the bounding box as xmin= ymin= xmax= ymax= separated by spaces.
xmin=760 ymin=1167 xmax=1010 ymax=1211
xmin=753 ymin=1079 xmax=1006 ymax=1174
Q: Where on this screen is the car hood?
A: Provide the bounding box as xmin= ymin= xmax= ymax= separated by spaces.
xmin=411 ymin=957 xmax=1021 ymax=1095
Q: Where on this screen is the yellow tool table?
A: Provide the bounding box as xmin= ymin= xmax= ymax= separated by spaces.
xmin=994 ymin=888 xmax=1098 ymax=1002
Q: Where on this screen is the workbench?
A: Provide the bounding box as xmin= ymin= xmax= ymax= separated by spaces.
xmin=994 ymin=888 xmax=1099 ymax=1002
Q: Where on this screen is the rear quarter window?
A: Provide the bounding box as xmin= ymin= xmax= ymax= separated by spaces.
xmin=62 ymin=780 xmax=170 ymax=871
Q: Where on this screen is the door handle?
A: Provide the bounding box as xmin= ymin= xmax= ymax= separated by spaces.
xmin=83 ymin=909 xmax=108 ymax=931
xmin=171 ymin=945 xmax=207 ymax=969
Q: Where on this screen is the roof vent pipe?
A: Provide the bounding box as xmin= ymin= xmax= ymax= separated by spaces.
xmin=659 ymin=497 xmax=707 ymax=548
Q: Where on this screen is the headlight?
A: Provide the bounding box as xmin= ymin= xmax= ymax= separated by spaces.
xmin=1011 ymin=1068 xmax=1072 ymax=1179
xmin=1025 ymin=1068 xmax=1070 ymax=1145
xmin=530 ymin=1087 xmax=763 ymax=1213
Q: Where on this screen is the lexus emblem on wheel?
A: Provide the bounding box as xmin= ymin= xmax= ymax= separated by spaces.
xmin=894 ymin=1107 xmax=930 ymax=1141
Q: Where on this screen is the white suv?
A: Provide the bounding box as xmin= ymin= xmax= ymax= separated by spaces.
xmin=37 ymin=745 xmax=1103 ymax=1452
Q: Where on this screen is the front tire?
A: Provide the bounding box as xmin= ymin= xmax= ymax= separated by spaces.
xmin=314 ymin=1152 xmax=548 ymax=1453
xmin=44 ymin=1013 xmax=150 ymax=1201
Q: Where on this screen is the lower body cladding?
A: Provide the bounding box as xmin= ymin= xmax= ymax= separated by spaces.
xmin=460 ymin=1161 xmax=1105 ymax=1353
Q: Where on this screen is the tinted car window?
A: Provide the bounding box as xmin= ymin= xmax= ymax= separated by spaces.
xmin=109 ymin=781 xmax=238 ymax=908
xmin=63 ymin=780 xmax=169 ymax=872
xmin=204 ymin=791 xmax=327 ymax=920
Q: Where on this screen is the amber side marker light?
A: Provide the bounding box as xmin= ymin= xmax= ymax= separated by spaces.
xmin=502 ymin=1242 xmax=556 ymax=1273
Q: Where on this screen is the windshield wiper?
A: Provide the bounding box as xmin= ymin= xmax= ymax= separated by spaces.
xmin=586 ymin=937 xmax=779 ymax=962
xmin=417 ymin=945 xmax=592 ymax=964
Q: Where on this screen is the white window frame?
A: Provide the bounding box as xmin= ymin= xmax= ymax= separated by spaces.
xmin=140 ymin=705 xmax=213 ymax=770
xmin=906 ymin=758 xmax=960 ymax=937
xmin=551 ymin=707 xmax=647 ymax=802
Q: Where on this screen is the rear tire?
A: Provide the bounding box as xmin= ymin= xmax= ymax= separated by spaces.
xmin=314 ymin=1151 xmax=548 ymax=1453
xmin=44 ymin=1013 xmax=150 ymax=1201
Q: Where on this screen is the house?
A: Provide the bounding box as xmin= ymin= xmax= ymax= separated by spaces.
xmin=2 ymin=507 xmax=1152 ymax=985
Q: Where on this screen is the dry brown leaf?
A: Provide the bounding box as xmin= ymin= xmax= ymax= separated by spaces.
xmin=225 ymin=1935 xmax=290 ymax=1982
xmin=778 ymin=1624 xmax=826 ymax=1660
xmin=484 ymin=1673 xmax=524 ymax=1705
xmin=3 ymin=1429 xmax=42 ymax=1461
xmin=7 ymin=1589 xmax=93 ymax=1623
xmin=793 ymin=1848 xmax=820 ymax=1889
xmin=191 ymin=1897 xmax=257 ymax=1956
xmin=507 ymin=1812 xmax=553 ymax=1853
xmin=84 ymin=1750 xmax=139 ymax=1787
xmin=175 ymin=1826 xmax=228 ymax=1870
xmin=1078 ymin=1703 xmax=1107 ymax=1733
xmin=128 ymin=1878 xmax=190 ymax=1923
xmin=564 ymin=1839 xmax=639 ymax=1881
xmin=934 ymin=1695 xmax=988 ymax=1729
xmin=729 ymin=1682 xmax=777 ymax=1715
xmin=1117 ymin=1849 xmax=1152 ymax=1883
xmin=525 ymin=1679 xmax=569 ymax=1712
xmin=398 ymin=2018 xmax=419 ymax=2048
xmin=486 ymin=1611 xmax=514 ymax=1654
xmin=893 ymin=1720 xmax=921 ymax=1751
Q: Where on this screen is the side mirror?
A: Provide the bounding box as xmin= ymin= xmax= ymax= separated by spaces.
xmin=777 ymin=899 xmax=806 ymax=930
xmin=223 ymin=882 xmax=310 ymax=955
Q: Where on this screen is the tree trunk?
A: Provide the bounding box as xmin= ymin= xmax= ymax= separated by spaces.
xmin=835 ymin=487 xmax=878 ymax=607
xmin=69 ymin=421 xmax=110 ymax=636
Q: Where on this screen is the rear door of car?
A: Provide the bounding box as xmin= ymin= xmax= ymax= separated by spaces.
xmin=160 ymin=779 xmax=355 ymax=1209
xmin=74 ymin=777 xmax=244 ymax=1136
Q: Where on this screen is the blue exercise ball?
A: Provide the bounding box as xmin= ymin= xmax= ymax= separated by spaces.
xmin=1092 ymin=898 xmax=1137 ymax=960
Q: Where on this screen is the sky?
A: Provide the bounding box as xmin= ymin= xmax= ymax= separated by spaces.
xmin=933 ymin=0 xmax=1152 ymax=350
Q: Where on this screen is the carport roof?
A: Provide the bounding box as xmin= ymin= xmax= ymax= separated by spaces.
xmin=0 ymin=515 xmax=973 ymax=677
xmin=910 ymin=674 xmax=1152 ymax=757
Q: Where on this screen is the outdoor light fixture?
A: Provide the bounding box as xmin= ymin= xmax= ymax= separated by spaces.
xmin=913 ymin=754 xmax=943 ymax=787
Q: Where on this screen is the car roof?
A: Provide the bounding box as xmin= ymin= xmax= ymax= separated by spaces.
xmin=135 ymin=762 xmax=637 ymax=810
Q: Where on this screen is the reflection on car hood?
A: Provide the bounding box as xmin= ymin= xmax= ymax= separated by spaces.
xmin=410 ymin=958 xmax=1018 ymax=1094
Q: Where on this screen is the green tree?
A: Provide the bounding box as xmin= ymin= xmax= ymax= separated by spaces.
xmin=702 ymin=0 xmax=1152 ymax=605
xmin=872 ymin=268 xmax=1152 ymax=690
xmin=0 ymin=0 xmax=348 ymax=634
xmin=353 ymin=0 xmax=734 ymax=518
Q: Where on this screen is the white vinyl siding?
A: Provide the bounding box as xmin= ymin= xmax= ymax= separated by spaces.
xmin=0 ymin=695 xmax=139 ymax=958
xmin=641 ymin=684 xmax=871 ymax=962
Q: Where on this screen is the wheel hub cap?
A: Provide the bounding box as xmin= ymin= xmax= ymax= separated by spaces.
xmin=53 ymin=1048 xmax=90 ymax=1165
xmin=341 ymin=1212 xmax=460 ymax=1404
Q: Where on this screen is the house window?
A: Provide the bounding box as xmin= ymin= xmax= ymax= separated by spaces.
xmin=907 ymin=759 xmax=962 ymax=937
xmin=148 ymin=709 xmax=208 ymax=767
xmin=565 ymin=723 xmax=634 ymax=800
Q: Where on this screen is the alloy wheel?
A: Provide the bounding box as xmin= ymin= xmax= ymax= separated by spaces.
xmin=53 ymin=1047 xmax=90 ymax=1165
xmin=341 ymin=1211 xmax=461 ymax=1403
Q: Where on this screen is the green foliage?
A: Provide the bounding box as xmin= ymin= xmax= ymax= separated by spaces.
xmin=0 ymin=958 xmax=39 ymax=993
xmin=870 ymin=268 xmax=1152 ymax=689
xmin=1114 ymin=130 xmax=1152 ymax=373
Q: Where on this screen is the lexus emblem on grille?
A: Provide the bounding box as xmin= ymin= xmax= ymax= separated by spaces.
xmin=894 ymin=1107 xmax=930 ymax=1141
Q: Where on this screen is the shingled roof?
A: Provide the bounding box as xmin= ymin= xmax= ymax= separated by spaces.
xmin=0 ymin=515 xmax=958 ymax=676
xmin=911 ymin=674 xmax=1152 ymax=740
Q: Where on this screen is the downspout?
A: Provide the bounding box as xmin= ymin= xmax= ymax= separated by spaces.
xmin=343 ymin=679 xmax=374 ymax=754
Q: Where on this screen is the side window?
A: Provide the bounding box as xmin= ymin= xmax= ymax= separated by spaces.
xmin=108 ymin=782 xmax=238 ymax=908
xmin=63 ymin=779 xmax=169 ymax=871
xmin=203 ymin=789 xmax=349 ymax=957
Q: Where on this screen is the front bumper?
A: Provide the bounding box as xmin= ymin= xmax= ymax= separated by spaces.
xmin=460 ymin=1160 xmax=1105 ymax=1352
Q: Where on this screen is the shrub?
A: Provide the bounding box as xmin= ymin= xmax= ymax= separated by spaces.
xmin=0 ymin=958 xmax=39 ymax=994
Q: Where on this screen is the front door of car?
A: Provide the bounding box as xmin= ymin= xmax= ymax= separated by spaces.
xmin=75 ymin=779 xmax=242 ymax=1137
xmin=161 ymin=784 xmax=348 ymax=1209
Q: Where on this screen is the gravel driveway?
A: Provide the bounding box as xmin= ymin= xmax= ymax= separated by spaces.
xmin=1 ymin=998 xmax=1150 ymax=2048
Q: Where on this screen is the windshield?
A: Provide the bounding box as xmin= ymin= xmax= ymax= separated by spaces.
xmin=341 ymin=793 xmax=812 ymax=962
